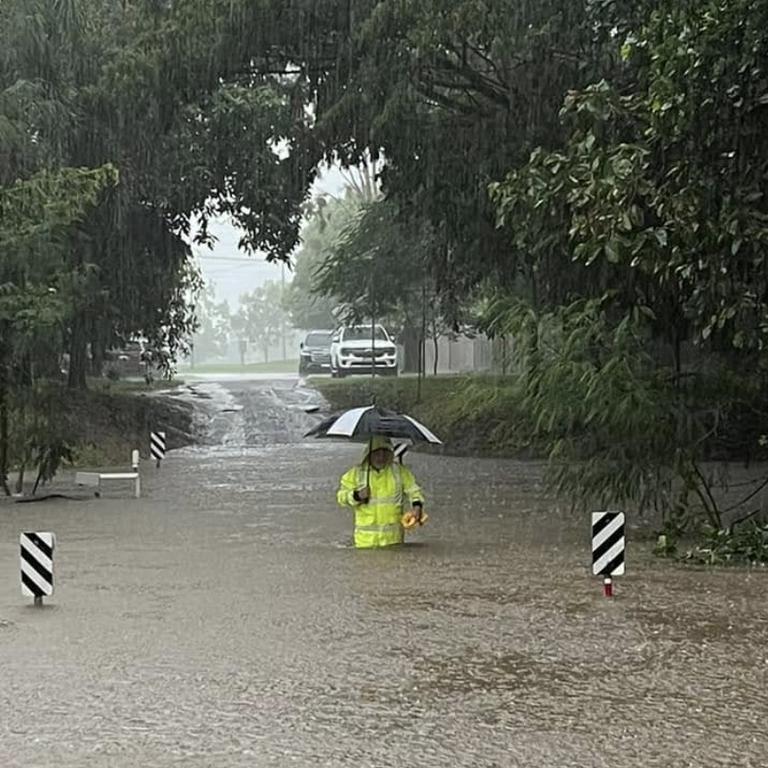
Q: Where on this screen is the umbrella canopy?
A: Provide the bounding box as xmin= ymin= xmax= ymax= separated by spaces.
xmin=304 ymin=405 xmax=442 ymax=445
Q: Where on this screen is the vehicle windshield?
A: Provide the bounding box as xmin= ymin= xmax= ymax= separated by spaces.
xmin=344 ymin=326 xmax=389 ymax=342
xmin=305 ymin=332 xmax=332 ymax=347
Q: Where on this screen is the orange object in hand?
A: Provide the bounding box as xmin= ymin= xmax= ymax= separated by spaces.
xmin=401 ymin=510 xmax=429 ymax=530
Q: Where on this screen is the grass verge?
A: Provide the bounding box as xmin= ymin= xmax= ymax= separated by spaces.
xmin=64 ymin=383 xmax=196 ymax=468
xmin=177 ymin=360 xmax=299 ymax=375
xmin=310 ymin=374 xmax=541 ymax=457
xmin=87 ymin=376 xmax=185 ymax=394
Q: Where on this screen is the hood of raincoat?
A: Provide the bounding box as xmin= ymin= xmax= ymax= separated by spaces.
xmin=362 ymin=436 xmax=394 ymax=462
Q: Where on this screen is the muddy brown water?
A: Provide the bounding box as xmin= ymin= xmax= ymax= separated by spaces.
xmin=0 ymin=377 xmax=766 ymax=766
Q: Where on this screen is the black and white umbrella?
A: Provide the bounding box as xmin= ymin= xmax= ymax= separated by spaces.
xmin=304 ymin=405 xmax=442 ymax=445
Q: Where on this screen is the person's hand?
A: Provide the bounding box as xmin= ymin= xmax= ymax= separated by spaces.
xmin=356 ymin=487 xmax=370 ymax=503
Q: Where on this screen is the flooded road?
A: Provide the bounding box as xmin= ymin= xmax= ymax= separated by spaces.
xmin=0 ymin=377 xmax=766 ymax=766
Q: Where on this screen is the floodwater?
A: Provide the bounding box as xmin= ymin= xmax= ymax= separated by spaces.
xmin=0 ymin=377 xmax=766 ymax=767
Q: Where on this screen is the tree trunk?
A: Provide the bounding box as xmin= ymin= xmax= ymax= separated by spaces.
xmin=0 ymin=372 xmax=10 ymax=496
xmin=33 ymin=467 xmax=43 ymax=496
xmin=89 ymin=306 xmax=107 ymax=378
xmin=417 ymin=337 xmax=424 ymax=402
xmin=15 ymin=464 xmax=25 ymax=495
xmin=38 ymin=349 xmax=61 ymax=378
xmin=400 ymin=323 xmax=420 ymax=373
xmin=431 ymin=318 xmax=439 ymax=375
xmin=91 ymin=339 xmax=105 ymax=378
xmin=68 ymin=311 xmax=88 ymax=389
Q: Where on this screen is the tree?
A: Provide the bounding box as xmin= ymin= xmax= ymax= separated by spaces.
xmin=283 ymin=197 xmax=351 ymax=331
xmin=0 ymin=0 xmax=326 ymax=489
xmin=313 ymin=198 xmax=449 ymax=373
xmin=235 ymin=282 xmax=287 ymax=363
xmin=481 ymin=0 xmax=768 ymax=536
xmin=1 ymin=0 xmax=323 ymax=389
xmin=490 ymin=0 xmax=768 ymax=377
xmin=190 ymin=283 xmax=232 ymax=365
xmin=0 ymin=165 xmax=118 ymax=493
xmin=306 ymin=0 xmax=635 ymax=318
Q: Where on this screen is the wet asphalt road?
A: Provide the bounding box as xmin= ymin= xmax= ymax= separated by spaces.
xmin=0 ymin=377 xmax=767 ymax=767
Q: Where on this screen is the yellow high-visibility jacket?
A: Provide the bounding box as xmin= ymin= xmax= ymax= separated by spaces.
xmin=337 ymin=462 xmax=425 ymax=549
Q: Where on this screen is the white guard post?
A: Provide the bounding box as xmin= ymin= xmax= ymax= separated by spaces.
xmin=75 ymin=449 xmax=141 ymax=498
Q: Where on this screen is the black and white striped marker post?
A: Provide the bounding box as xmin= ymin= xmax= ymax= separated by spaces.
xmin=150 ymin=431 xmax=166 ymax=468
xmin=591 ymin=512 xmax=625 ymax=598
xmin=20 ymin=532 xmax=55 ymax=607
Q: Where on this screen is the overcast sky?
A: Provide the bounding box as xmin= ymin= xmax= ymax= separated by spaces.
xmin=192 ymin=165 xmax=346 ymax=308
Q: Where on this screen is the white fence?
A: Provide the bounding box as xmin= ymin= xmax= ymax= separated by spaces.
xmin=421 ymin=334 xmax=514 ymax=374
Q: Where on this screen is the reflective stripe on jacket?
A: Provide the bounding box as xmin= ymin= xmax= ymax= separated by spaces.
xmin=337 ymin=463 xmax=425 ymax=549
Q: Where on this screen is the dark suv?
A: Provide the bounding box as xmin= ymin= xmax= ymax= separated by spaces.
xmin=298 ymin=330 xmax=333 ymax=375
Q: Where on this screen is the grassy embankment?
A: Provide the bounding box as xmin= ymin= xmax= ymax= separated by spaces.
xmin=177 ymin=360 xmax=299 ymax=375
xmin=64 ymin=377 xmax=195 ymax=468
xmin=310 ymin=374 xmax=538 ymax=457
xmin=59 ymin=361 xmax=296 ymax=471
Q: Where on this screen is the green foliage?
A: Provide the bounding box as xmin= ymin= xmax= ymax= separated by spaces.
xmin=0 ymin=0 xmax=324 ymax=489
xmin=313 ymin=197 xmax=445 ymax=335
xmin=444 ymin=375 xmax=539 ymax=456
xmin=478 ymin=295 xmax=768 ymax=528
xmin=0 ymin=165 xmax=118 ymax=249
xmin=289 ymin=188 xmax=453 ymax=372
xmin=6 ymin=383 xmax=77 ymax=494
xmin=311 ymin=0 xmax=634 ymax=317
xmin=472 ymin=0 xmax=768 ymax=545
xmin=284 ymin=195 xmax=358 ymax=331
xmin=682 ymin=521 xmax=768 ymax=566
xmin=491 ymin=1 xmax=768 ymax=354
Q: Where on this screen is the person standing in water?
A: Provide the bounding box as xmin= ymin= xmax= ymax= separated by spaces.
xmin=336 ymin=437 xmax=425 ymax=549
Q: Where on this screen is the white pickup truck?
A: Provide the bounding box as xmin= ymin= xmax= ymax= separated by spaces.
xmin=329 ymin=324 xmax=399 ymax=378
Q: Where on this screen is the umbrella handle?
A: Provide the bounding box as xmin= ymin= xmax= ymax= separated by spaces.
xmin=366 ymin=437 xmax=372 ymax=487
